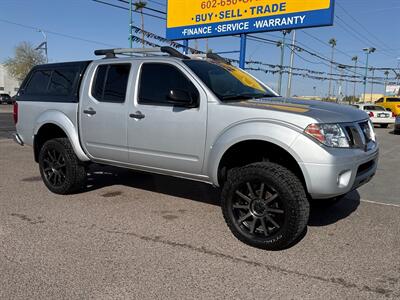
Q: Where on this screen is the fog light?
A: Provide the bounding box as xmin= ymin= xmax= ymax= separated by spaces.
xmin=338 ymin=170 xmax=352 ymax=188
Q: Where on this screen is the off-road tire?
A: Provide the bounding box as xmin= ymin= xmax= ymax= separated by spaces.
xmin=39 ymin=138 xmax=86 ymax=195
xmin=221 ymin=162 xmax=310 ymax=250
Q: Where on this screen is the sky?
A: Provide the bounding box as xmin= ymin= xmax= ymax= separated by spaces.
xmin=1 ymin=0 xmax=400 ymax=97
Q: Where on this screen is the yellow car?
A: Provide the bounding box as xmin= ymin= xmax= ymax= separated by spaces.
xmin=375 ymin=97 xmax=400 ymax=116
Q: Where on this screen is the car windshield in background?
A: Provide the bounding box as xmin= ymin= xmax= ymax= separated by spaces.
xmin=364 ymin=106 xmax=386 ymax=111
xmin=183 ymin=60 xmax=275 ymax=101
xmin=387 ymin=98 xmax=400 ymax=102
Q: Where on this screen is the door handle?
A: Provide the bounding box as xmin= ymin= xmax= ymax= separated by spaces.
xmin=83 ymin=108 xmax=96 ymax=115
xmin=130 ymin=111 xmax=145 ymax=120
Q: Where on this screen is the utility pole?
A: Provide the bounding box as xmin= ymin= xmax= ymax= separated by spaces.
xmin=36 ymin=29 xmax=48 ymax=63
xmin=351 ymin=56 xmax=358 ymax=104
xmin=277 ymin=30 xmax=290 ymax=95
xmin=286 ymin=30 xmax=296 ymax=97
xmin=363 ymin=47 xmax=376 ymax=102
xmin=129 ymin=0 xmax=133 ymax=48
xmin=328 ymin=38 xmax=337 ymax=100
xmin=370 ymin=67 xmax=375 ymax=102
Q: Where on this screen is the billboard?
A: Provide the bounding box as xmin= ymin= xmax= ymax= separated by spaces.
xmin=386 ymin=85 xmax=400 ymax=96
xmin=166 ymin=0 xmax=335 ymax=40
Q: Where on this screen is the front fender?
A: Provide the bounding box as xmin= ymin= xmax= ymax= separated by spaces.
xmin=34 ymin=110 xmax=90 ymax=162
xmin=206 ymin=120 xmax=305 ymax=186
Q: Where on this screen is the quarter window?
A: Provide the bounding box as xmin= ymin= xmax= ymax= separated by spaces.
xmin=138 ymin=63 xmax=199 ymax=106
xmin=48 ymin=68 xmax=78 ymax=96
xmin=25 ymin=70 xmax=51 ymax=94
xmin=92 ymin=64 xmax=131 ymax=103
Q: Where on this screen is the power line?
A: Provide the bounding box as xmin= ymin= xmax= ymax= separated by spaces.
xmin=336 ymin=2 xmax=399 ymax=57
xmin=0 ymin=18 xmax=119 ymax=48
xmin=93 ymin=0 xmax=166 ymax=20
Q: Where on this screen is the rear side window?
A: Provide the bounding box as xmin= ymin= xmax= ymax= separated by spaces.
xmin=92 ymin=64 xmax=131 ymax=103
xmin=48 ymin=69 xmax=77 ymax=96
xmin=387 ymin=98 xmax=400 ymax=102
xmin=25 ymin=70 xmax=51 ymax=94
xmin=364 ymin=106 xmax=385 ymax=111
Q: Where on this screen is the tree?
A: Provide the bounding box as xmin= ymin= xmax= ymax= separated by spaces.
xmin=4 ymin=42 xmax=46 ymax=82
xmin=134 ymin=1 xmax=147 ymax=48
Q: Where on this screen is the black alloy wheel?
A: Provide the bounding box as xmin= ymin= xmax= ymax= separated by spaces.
xmin=221 ymin=162 xmax=310 ymax=250
xmin=231 ymin=181 xmax=285 ymax=238
xmin=41 ymin=148 xmax=67 ymax=187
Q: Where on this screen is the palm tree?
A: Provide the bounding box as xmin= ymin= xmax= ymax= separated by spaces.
xmin=134 ymin=1 xmax=147 ymax=48
xmin=328 ymin=38 xmax=337 ymax=99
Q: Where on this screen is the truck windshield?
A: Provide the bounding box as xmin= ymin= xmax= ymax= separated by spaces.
xmin=183 ymin=60 xmax=276 ymax=101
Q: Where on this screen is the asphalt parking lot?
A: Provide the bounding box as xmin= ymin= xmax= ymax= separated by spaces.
xmin=1 ymin=105 xmax=399 ymax=299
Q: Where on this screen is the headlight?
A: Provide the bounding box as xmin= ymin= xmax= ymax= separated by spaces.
xmin=304 ymin=123 xmax=350 ymax=148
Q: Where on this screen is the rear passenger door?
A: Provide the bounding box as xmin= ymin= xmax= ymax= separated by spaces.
xmin=79 ymin=63 xmax=131 ymax=163
xmin=127 ymin=62 xmax=207 ymax=174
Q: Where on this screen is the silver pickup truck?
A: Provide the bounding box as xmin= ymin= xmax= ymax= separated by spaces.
xmin=13 ymin=47 xmax=378 ymax=250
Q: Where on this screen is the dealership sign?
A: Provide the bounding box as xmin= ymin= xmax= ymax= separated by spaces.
xmin=166 ymin=0 xmax=335 ymax=40
xmin=386 ymin=85 xmax=400 ymax=96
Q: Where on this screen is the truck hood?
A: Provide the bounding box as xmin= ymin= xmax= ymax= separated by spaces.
xmin=225 ymin=97 xmax=369 ymax=124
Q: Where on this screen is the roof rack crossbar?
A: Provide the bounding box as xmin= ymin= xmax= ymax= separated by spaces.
xmin=94 ymin=47 xmax=190 ymax=59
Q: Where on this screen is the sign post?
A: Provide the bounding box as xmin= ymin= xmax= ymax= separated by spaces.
xmin=239 ymin=34 xmax=247 ymax=69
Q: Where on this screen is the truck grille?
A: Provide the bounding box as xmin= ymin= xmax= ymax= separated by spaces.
xmin=342 ymin=120 xmax=375 ymax=150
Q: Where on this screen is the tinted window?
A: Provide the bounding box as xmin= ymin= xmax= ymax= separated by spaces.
xmin=92 ymin=65 xmax=107 ymax=100
xmin=387 ymin=98 xmax=400 ymax=102
xmin=364 ymin=105 xmax=385 ymax=111
xmin=25 ymin=70 xmax=51 ymax=94
xmin=376 ymin=98 xmax=383 ymax=103
xmin=92 ymin=64 xmax=130 ymax=103
xmin=138 ymin=63 xmax=199 ymax=105
xmin=48 ymin=68 xmax=78 ymax=96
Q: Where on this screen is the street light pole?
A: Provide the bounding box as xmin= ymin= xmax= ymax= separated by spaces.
xmin=370 ymin=67 xmax=375 ymax=102
xmin=363 ymin=47 xmax=376 ymax=102
xmin=352 ymin=56 xmax=358 ymax=104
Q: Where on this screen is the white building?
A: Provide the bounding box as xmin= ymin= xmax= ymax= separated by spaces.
xmin=0 ymin=64 xmax=20 ymax=96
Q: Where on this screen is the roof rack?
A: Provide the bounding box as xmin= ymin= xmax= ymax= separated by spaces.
xmin=189 ymin=53 xmax=231 ymax=64
xmin=94 ymin=46 xmax=190 ymax=59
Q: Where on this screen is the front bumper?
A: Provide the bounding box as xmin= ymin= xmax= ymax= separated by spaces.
xmin=301 ymin=147 xmax=378 ymax=199
xmin=13 ymin=133 xmax=24 ymax=146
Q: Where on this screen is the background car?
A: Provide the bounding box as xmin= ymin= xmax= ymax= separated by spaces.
xmin=395 ymin=115 xmax=400 ymax=134
xmin=375 ymin=96 xmax=400 ymax=117
xmin=0 ymin=93 xmax=12 ymax=104
xmin=352 ymin=103 xmax=395 ymax=128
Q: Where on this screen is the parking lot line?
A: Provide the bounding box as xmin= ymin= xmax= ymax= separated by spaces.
xmin=361 ymin=199 xmax=400 ymax=208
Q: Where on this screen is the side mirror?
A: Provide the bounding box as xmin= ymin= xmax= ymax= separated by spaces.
xmin=167 ymin=89 xmax=197 ymax=108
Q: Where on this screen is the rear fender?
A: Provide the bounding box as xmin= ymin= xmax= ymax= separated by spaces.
xmin=34 ymin=110 xmax=90 ymax=162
